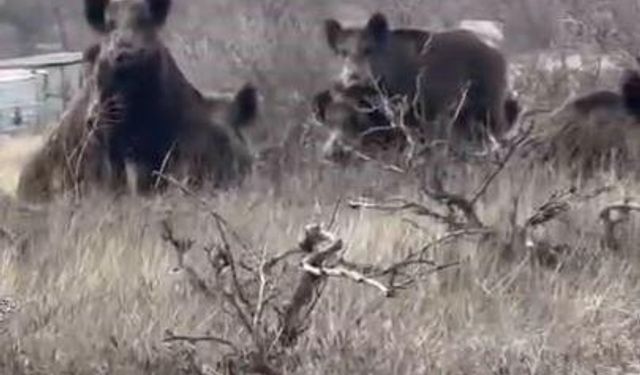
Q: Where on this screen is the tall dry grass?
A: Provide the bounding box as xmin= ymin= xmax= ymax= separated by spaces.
xmin=1 ymin=158 xmax=640 ymax=373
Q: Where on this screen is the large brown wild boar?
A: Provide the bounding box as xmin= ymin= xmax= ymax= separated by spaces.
xmin=17 ymin=0 xmax=258 ymax=202
xmin=324 ymin=13 xmax=511 ymax=145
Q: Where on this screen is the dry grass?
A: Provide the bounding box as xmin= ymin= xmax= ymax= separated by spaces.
xmin=0 ymin=133 xmax=44 ymax=195
xmin=1 ymin=157 xmax=640 ymax=373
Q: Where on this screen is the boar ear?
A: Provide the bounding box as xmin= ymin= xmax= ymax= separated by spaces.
xmin=365 ymin=12 xmax=390 ymax=46
xmin=85 ymin=0 xmax=109 ymax=32
xmin=312 ymin=90 xmax=333 ymax=122
xmin=228 ymin=84 xmax=258 ymax=129
xmin=147 ymin=0 xmax=172 ymax=27
xmin=324 ymin=19 xmax=343 ymax=53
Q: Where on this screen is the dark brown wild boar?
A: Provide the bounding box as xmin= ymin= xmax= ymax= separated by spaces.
xmin=17 ymin=0 xmax=258 ymax=202
xmin=528 ymin=69 xmax=640 ymax=177
xmin=324 ymin=13 xmax=512 ymax=146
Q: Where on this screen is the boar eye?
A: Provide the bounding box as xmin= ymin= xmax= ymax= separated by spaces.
xmin=362 ymin=46 xmax=374 ymax=56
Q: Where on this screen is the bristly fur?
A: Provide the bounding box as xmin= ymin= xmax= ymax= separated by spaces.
xmin=17 ymin=0 xmax=257 ymax=202
xmin=526 ymin=71 xmax=640 ymax=178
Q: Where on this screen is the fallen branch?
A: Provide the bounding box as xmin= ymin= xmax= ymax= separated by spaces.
xmin=348 ymin=198 xmax=450 ymax=223
xmin=163 ymin=330 xmax=239 ymax=353
xmin=162 ymin=218 xmax=466 ymax=372
xmin=303 ymin=260 xmax=393 ymax=297
xmin=279 ymin=224 xmax=339 ymax=347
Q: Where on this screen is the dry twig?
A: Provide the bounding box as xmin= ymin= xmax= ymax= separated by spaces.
xmin=348 ymin=197 xmax=450 ymax=223
xmin=163 ymin=330 xmax=239 ymax=353
xmin=470 ymin=131 xmax=530 ymax=204
xmin=161 ymin=212 xmax=463 ymax=372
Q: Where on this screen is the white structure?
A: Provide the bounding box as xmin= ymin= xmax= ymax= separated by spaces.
xmin=510 ymin=49 xmax=626 ymax=82
xmin=458 ymin=19 xmax=505 ymax=49
xmin=529 ymin=51 xmax=621 ymax=73
xmin=0 ymin=51 xmax=83 ymax=131
xmin=0 ymin=69 xmax=46 ymax=131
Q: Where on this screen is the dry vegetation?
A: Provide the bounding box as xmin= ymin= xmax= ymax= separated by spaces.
xmin=2 ymin=0 xmax=640 ymax=374
xmin=0 ymin=134 xmax=43 ymax=195
xmin=3 ymin=162 xmax=640 ymax=374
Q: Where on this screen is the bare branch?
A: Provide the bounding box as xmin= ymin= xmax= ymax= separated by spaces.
xmin=347 ymin=147 xmax=407 ymax=174
xmin=154 ymin=141 xmax=177 ymax=190
xmin=423 ymin=186 xmax=484 ymax=229
xmin=416 ymin=228 xmax=493 ymax=254
xmin=221 ymin=288 xmax=256 ymax=339
xmin=163 ymin=330 xmax=239 ymax=353
xmin=367 ymin=71 xmax=418 ymax=166
xmin=154 ymin=173 xmax=252 ymax=252
xmin=302 ymin=262 xmax=393 ymax=297
xmin=262 ymin=248 xmax=306 ymax=272
xmin=445 ymin=83 xmax=471 ymax=138
xmin=348 ymin=197 xmax=451 ymax=223
xmin=376 ymin=228 xmax=488 ymax=284
xmin=160 ymin=219 xmax=255 ymax=343
xmin=391 ymin=261 xmax=462 ymax=290
xmin=525 ymin=186 xmax=613 ymax=228
xmin=253 ymin=246 xmax=269 ymax=330
xmin=470 ymin=131 xmax=530 ymax=204
xmin=279 ymin=224 xmax=339 ymax=347
xmin=327 ymin=197 xmax=343 ymax=230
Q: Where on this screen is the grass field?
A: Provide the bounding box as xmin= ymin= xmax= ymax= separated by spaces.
xmin=1 ymin=131 xmax=640 ymax=373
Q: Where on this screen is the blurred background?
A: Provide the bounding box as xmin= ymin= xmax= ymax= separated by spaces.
xmin=0 ymin=0 xmax=638 ymax=139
